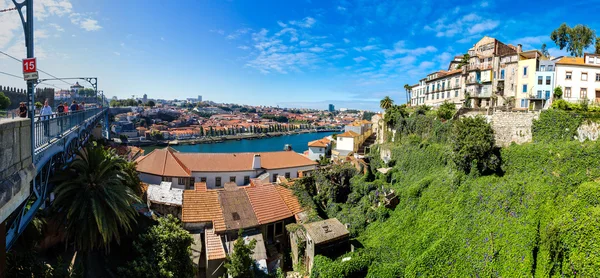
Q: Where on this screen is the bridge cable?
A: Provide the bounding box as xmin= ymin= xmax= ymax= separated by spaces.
xmin=0 ymin=50 xmax=76 ymax=87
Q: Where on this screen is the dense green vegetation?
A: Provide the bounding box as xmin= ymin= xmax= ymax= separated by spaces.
xmin=307 ymin=107 xmax=600 ymax=277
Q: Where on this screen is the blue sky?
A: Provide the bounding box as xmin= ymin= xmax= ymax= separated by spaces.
xmin=0 ymin=0 xmax=598 ymax=111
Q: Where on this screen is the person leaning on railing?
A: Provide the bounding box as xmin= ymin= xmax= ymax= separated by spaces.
xmin=40 ymin=100 xmax=52 ymax=137
xmin=18 ymin=102 xmax=28 ymax=118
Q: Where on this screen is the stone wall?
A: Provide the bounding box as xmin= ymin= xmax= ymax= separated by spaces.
xmin=0 ymin=118 xmax=35 ymax=223
xmin=577 ymin=122 xmax=600 ymax=142
xmin=489 ymin=111 xmax=539 ymax=147
xmin=0 ymin=85 xmax=55 ymax=110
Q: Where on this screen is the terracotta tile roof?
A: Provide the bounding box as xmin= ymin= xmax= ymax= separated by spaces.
xmin=135 ymin=147 xmax=191 ymax=177
xmin=181 ymin=190 xmax=226 ymax=232
xmin=245 ymin=184 xmax=293 ymax=224
xmin=275 ymin=185 xmax=303 ymax=215
xmin=194 ymin=182 xmax=207 ymax=192
xmin=338 ymin=130 xmax=360 ymax=138
xmin=174 ymin=151 xmax=317 ymax=172
xmin=205 ymin=228 xmax=226 ymax=260
xmin=218 ymin=189 xmax=259 ymax=231
xmin=308 ymin=139 xmax=328 ymax=148
xmin=556 ymin=56 xmax=585 ymax=66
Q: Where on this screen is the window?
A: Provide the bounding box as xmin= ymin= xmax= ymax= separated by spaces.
xmin=522 ymin=84 xmax=528 ymax=93
xmin=500 ymin=69 xmax=505 ymax=79
xmin=215 ymin=177 xmax=222 ymax=187
xmin=582 ymin=72 xmax=588 ymax=81
xmin=285 ymin=172 xmax=290 ymax=179
xmin=455 ymin=90 xmax=459 ymax=97
xmin=537 ymin=90 xmax=542 ymax=99
xmin=565 ymin=87 xmax=572 ymax=98
xmin=178 ymin=177 xmax=186 ymax=185
xmin=596 ymin=73 xmax=600 ymax=81
xmin=272 ymin=173 xmax=278 ymax=182
xmin=523 ymin=66 xmax=528 ymax=76
xmin=545 ymin=90 xmax=551 ymax=100
xmin=547 ymin=65 xmax=553 ymax=71
xmin=566 ymin=71 xmax=572 ymax=80
xmin=521 ymin=99 xmax=528 ymax=108
xmin=244 ymin=176 xmax=250 ymax=185
xmin=540 ymin=65 xmax=545 ymax=71
xmin=546 ymin=76 xmax=551 ymax=85
xmin=537 ymin=76 xmax=543 ymax=85
xmin=442 ymin=83 xmax=445 ymax=90
xmin=230 ymin=176 xmax=236 ymax=183
xmin=447 ymin=92 xmax=450 ymax=98
xmin=200 ymin=177 xmax=207 ymax=183
xmin=162 ymin=176 xmax=172 ymax=182
xmin=580 ymin=88 xmax=587 ymax=99
xmin=275 ymin=221 xmax=284 ymax=236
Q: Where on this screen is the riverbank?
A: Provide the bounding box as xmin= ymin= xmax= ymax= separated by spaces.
xmin=141 ymin=131 xmax=338 ymax=154
xmin=129 ymin=129 xmax=340 ymax=147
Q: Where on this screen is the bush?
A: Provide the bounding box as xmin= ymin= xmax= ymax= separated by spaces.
xmin=119 ymin=215 xmax=194 ymax=278
xmin=532 ymin=109 xmax=582 ymax=142
xmin=450 ymin=116 xmax=497 ymax=174
xmin=436 ymin=101 xmax=456 ymax=120
xmin=310 ymin=251 xmax=372 ymax=278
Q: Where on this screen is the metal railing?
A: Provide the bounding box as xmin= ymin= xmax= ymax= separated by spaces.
xmin=0 ymin=110 xmax=18 ymax=119
xmin=33 ymin=107 xmax=104 ymax=149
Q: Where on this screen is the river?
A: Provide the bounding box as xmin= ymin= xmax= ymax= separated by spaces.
xmin=141 ymin=131 xmax=337 ymax=154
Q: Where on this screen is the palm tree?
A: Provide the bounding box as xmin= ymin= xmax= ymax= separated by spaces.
xmin=403 ymin=84 xmax=411 ymax=105
xmin=52 ymin=144 xmax=139 ymax=253
xmin=380 ymin=96 xmax=393 ymax=110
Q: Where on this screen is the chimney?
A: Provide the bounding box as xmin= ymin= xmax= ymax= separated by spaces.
xmin=252 ymin=154 xmax=261 ymax=169
xmin=517 ymin=44 xmax=522 ymax=53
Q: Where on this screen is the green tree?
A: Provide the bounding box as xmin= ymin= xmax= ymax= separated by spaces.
xmin=404 ymin=84 xmax=411 ymax=105
xmin=436 ymin=101 xmax=456 ymax=120
xmin=380 ymin=96 xmax=393 ymax=110
xmin=34 ymin=101 xmax=42 ymax=110
xmin=0 ymin=92 xmax=10 ymax=109
xmin=225 ymin=230 xmax=257 ymax=278
xmin=540 ymin=43 xmax=550 ymax=57
xmin=450 ymin=116 xmax=498 ymax=174
xmin=553 ymin=86 xmax=563 ymax=99
xmin=550 ymin=23 xmax=596 ymax=57
xmin=596 ymin=36 xmax=600 ymax=54
xmin=456 ymin=53 xmax=470 ymax=69
xmin=51 ymin=144 xmax=139 ymax=252
xmin=147 ymin=100 xmax=155 ymax=108
xmin=119 ymin=215 xmax=194 ymax=278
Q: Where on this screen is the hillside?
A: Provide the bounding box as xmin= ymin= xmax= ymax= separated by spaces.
xmin=305 ymin=109 xmax=600 ymax=277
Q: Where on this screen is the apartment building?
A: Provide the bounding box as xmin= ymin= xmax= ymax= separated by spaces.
xmin=425 ymin=69 xmax=463 ymax=107
xmin=555 ymin=54 xmax=600 ymax=104
xmin=410 ymin=79 xmax=427 ymax=106
xmin=516 ymin=51 xmax=542 ymax=109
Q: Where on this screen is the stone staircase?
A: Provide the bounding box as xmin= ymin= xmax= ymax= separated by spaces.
xmin=357 ymin=133 xmax=376 ymax=155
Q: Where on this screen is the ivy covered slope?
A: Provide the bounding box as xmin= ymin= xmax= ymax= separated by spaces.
xmin=313 ymin=108 xmax=600 ymax=277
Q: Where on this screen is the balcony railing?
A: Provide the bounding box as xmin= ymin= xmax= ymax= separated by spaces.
xmin=466 ymin=64 xmax=493 ymax=71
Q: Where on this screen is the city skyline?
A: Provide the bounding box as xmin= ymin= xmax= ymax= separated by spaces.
xmin=0 ymin=0 xmax=598 ymax=111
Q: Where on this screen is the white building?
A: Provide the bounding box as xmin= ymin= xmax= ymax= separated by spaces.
xmin=136 ymin=148 xmax=318 ymax=189
xmin=555 ymin=54 xmax=600 ymax=104
xmin=306 ymin=137 xmax=332 ymax=161
xmin=410 ymin=79 xmax=427 ymax=106
xmin=424 ymin=69 xmax=463 ymax=107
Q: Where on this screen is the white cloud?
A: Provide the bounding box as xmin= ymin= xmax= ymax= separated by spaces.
xmin=353 ymin=56 xmax=367 ymax=63
xmin=70 ymin=14 xmax=102 ymax=31
xmin=425 ymin=13 xmax=499 ymax=38
xmin=480 ymin=1 xmax=489 ymax=7
xmin=337 ymin=6 xmax=347 ymax=11
xmin=321 ymin=43 xmax=334 ymax=48
xmin=343 ymin=38 xmax=350 ymax=43
xmin=35 ymin=29 xmax=50 ymax=39
xmin=226 ymin=28 xmax=251 ymax=40
xmin=289 ymin=17 xmax=316 ymax=28
xmin=354 ymin=45 xmax=378 ymax=52
xmin=34 ymin=0 xmax=73 ymax=20
xmin=113 ymin=51 xmax=120 ymax=56
xmin=309 ymin=47 xmax=325 ymax=53
xmin=238 ymin=45 xmax=250 ymax=50
xmin=210 ymin=29 xmax=225 ymax=35
xmin=382 ymin=41 xmax=437 ymax=57
xmin=299 ymin=40 xmax=311 ymax=46
xmin=49 ymin=23 xmax=65 ymax=32
xmin=277 ymin=21 xmax=287 ymax=28
xmin=468 ymin=20 xmax=499 ymax=34
xmin=331 ymin=54 xmax=345 ymax=59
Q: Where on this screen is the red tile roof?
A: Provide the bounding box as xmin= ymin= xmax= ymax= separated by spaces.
xmin=137 ymin=148 xmax=317 ymax=174
xmin=244 ymin=184 xmax=293 ymax=224
xmin=338 ymin=130 xmax=360 ymax=138
xmin=205 ymin=228 xmax=226 ymax=260
xmin=181 ymin=190 xmax=226 ymax=232
xmin=275 ymin=186 xmax=303 ymax=215
xmin=308 ymin=139 xmax=329 ymax=148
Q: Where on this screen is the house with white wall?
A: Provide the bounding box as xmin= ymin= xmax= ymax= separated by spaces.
xmin=136 ymin=147 xmax=318 ymax=189
xmin=555 ymin=54 xmax=600 ymax=104
xmin=306 ymin=137 xmax=332 ymax=161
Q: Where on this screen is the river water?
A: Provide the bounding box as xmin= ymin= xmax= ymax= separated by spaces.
xmin=141 ymin=131 xmax=336 ymax=154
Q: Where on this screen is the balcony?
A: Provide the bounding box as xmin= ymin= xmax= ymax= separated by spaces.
xmin=466 ymin=78 xmax=481 ymax=85
xmin=466 ymin=64 xmax=493 ymax=71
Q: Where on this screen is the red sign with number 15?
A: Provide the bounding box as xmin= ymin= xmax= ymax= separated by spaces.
xmin=23 ymin=58 xmax=36 ymax=73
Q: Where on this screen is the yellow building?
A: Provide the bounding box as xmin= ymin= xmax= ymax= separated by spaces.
xmin=516 ymin=50 xmax=543 ymax=109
